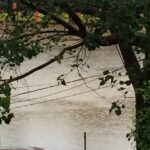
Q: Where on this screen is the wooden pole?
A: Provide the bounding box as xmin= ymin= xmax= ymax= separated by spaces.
xmin=84 ymin=132 xmax=86 ymax=150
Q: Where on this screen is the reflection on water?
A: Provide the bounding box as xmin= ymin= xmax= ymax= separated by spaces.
xmin=0 ymin=100 xmax=134 ymax=150
xmin=0 ymin=47 xmax=134 ymax=150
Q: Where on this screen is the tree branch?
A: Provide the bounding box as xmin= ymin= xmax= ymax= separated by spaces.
xmin=20 ymin=1 xmax=146 ymax=48
xmin=21 ymin=1 xmax=82 ymax=37
xmin=119 ymin=43 xmax=142 ymax=87
xmin=98 ymin=35 xmax=118 ymax=46
xmin=62 ymin=4 xmax=87 ymax=37
xmin=97 ymin=34 xmax=146 ymax=47
xmin=1 ymin=42 xmax=83 ymax=85
xmin=13 ymin=30 xmax=69 ymax=41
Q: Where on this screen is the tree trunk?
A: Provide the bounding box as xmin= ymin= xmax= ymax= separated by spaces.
xmin=118 ymin=43 xmax=150 ymax=150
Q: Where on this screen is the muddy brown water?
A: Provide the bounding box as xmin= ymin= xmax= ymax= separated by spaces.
xmin=0 ymin=45 xmax=135 ymax=150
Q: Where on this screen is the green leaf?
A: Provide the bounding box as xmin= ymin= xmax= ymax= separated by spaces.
xmin=126 ymin=133 xmax=130 ymax=138
xmin=113 ymin=79 xmax=117 ymax=83
xmin=61 ymin=79 xmax=66 ymax=86
xmin=105 ymin=75 xmax=114 ymax=83
xmin=99 ymin=79 xmax=106 ymax=86
xmin=119 ymin=81 xmax=124 ymax=85
xmin=0 ymin=96 xmax=10 ymax=109
xmin=115 ymin=109 xmax=121 ymax=116
xmin=2 ymin=116 xmax=10 ymax=124
xmin=125 ymin=80 xmax=131 ymax=86
xmin=103 ymin=70 xmax=110 ymax=75
xmin=99 ymin=77 xmax=104 ymax=80
xmin=0 ymin=84 xmax=11 ymax=97
xmin=8 ymin=113 xmax=14 ymax=120
xmin=122 ymin=104 xmax=125 ymax=108
xmin=109 ymin=102 xmax=117 ymax=114
xmin=119 ymin=87 xmax=126 ymax=91
xmin=118 ymin=73 xmax=122 ymax=76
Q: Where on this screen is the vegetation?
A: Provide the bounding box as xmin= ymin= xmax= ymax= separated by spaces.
xmin=0 ymin=0 xmax=150 ymax=150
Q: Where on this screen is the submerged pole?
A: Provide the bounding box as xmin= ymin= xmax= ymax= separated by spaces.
xmin=84 ymin=132 xmax=86 ymax=150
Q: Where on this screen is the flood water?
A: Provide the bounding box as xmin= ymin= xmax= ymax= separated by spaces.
xmin=0 ymin=45 xmax=135 ymax=150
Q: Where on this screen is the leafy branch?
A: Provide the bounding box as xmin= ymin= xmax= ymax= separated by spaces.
xmin=1 ymin=42 xmax=83 ymax=86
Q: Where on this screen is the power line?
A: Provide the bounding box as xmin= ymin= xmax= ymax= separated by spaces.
xmin=11 ymin=74 xmax=102 ymax=98
xmin=12 ymin=73 xmax=128 ymax=105
xmin=115 ymin=45 xmax=124 ymax=65
xmin=11 ymin=66 xmax=125 ymax=98
xmin=11 ymin=73 xmax=128 ymax=108
xmin=11 ymin=87 xmax=107 ymax=109
xmin=13 ymin=66 xmax=125 ymax=89
xmin=12 ymin=75 xmax=130 ymax=105
xmin=11 ymin=83 xmax=134 ymax=110
xmin=11 ymin=76 xmax=132 ymax=109
xmin=12 ymin=77 xmax=100 ymax=104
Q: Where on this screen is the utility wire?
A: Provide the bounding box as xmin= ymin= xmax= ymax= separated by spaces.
xmin=12 ymin=77 xmax=104 ymax=104
xmin=115 ymin=45 xmax=125 ymax=65
xmin=13 ymin=66 xmax=125 ymax=89
xmin=11 ymin=75 xmax=131 ymax=109
xmin=12 ymin=74 xmax=129 ymax=105
xmin=11 ymin=74 xmax=102 ymax=98
xmin=11 ymin=84 xmax=134 ymax=110
xmin=11 ymin=87 xmax=106 ymax=109
xmin=12 ymin=72 xmax=129 ymax=105
xmin=11 ymin=66 xmax=125 ymax=98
